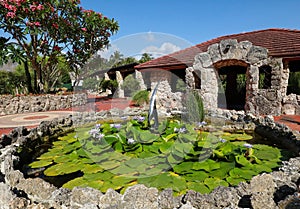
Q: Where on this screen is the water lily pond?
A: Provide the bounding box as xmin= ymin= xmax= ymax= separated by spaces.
xmin=28 ymin=117 xmax=290 ymax=196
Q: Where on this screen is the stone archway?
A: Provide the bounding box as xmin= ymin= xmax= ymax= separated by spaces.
xmin=214 ymin=60 xmax=249 ymax=110
xmin=186 ymin=39 xmax=285 ymax=115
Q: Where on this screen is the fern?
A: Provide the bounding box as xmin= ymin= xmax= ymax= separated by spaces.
xmin=132 ymin=90 xmax=149 ymax=106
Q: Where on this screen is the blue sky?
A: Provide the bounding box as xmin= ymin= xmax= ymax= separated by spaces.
xmin=1 ymin=1 xmax=299 ymax=59
xmin=80 ymin=0 xmax=300 ymax=58
xmin=80 ymin=0 xmax=300 ymax=43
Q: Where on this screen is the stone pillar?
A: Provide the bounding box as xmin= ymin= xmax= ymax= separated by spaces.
xmin=104 ymin=73 xmax=110 ymax=80
xmin=245 ymin=66 xmax=258 ymax=114
xmin=115 ymin=71 xmax=124 ymax=98
xmin=200 ymin=67 xmax=218 ymax=109
xmin=185 ymin=67 xmax=195 ymax=89
xmin=135 ymin=70 xmax=147 ymax=90
xmin=104 ymin=73 xmax=112 ymax=95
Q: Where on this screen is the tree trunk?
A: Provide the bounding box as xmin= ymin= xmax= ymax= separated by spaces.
xmin=23 ymin=60 xmax=33 ymax=93
xmin=33 ymin=70 xmax=38 ymax=93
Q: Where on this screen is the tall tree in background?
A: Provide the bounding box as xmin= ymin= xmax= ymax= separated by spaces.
xmin=0 ymin=0 xmax=118 ymax=92
xmin=139 ymin=53 xmax=153 ymax=63
xmin=0 ymin=37 xmax=34 ymax=93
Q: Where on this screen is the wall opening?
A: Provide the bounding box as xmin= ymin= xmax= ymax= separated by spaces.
xmin=217 ymin=65 xmax=247 ymax=110
xmin=171 ymin=69 xmax=186 ymax=92
xmin=288 ymin=60 xmax=300 ymax=95
xmin=192 ymin=71 xmax=201 ymax=89
xmin=259 ymin=65 xmax=272 ymax=89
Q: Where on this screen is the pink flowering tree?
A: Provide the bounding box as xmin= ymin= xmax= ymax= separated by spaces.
xmin=0 ymin=0 xmax=118 ymax=92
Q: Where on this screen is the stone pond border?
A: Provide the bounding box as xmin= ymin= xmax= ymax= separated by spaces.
xmin=0 ymin=108 xmax=300 ymax=208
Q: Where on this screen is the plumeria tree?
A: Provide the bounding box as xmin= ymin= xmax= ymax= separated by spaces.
xmin=0 ymin=37 xmax=34 ymax=93
xmin=0 ymin=0 xmax=118 ymax=92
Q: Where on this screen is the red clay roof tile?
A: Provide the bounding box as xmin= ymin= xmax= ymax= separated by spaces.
xmin=135 ymin=28 xmax=300 ymax=69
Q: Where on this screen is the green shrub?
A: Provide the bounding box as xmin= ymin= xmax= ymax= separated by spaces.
xmin=183 ymin=90 xmax=204 ymax=123
xmin=82 ymin=77 xmax=99 ymax=91
xmin=122 ymin=74 xmax=140 ymax=96
xmin=99 ymin=79 xmax=118 ymax=95
xmin=176 ymin=78 xmax=186 ymax=92
xmin=132 ymin=90 xmax=149 ymax=106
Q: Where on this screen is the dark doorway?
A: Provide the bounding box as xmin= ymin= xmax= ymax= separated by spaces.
xmin=288 ymin=60 xmax=300 ymax=95
xmin=218 ymin=65 xmax=247 ymax=110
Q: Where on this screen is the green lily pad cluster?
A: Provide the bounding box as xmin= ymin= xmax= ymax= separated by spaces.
xmin=29 ymin=117 xmax=283 ymax=195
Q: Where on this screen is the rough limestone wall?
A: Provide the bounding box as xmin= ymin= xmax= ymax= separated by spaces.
xmin=282 ymin=94 xmax=300 ymax=115
xmin=0 ymin=93 xmax=87 ymax=115
xmin=150 ymin=70 xmax=183 ymax=111
xmin=249 ymin=58 xmax=284 ymax=115
xmin=190 ymin=39 xmax=287 ymax=115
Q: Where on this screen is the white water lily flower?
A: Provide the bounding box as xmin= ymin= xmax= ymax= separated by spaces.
xmin=127 ymin=138 xmax=135 ymax=144
xmin=197 ymin=121 xmax=207 ymax=127
xmin=138 ymin=116 xmax=145 ymax=122
xmin=110 ymin=124 xmax=122 ymax=129
xmin=243 ymin=143 xmax=253 ymax=148
xmin=96 ymin=133 xmax=105 ymax=140
xmin=219 ymin=138 xmax=227 ymax=143
xmin=89 ymin=128 xmax=99 ymax=138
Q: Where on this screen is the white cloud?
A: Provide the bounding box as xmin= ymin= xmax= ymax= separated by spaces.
xmin=144 ymin=31 xmax=156 ymax=42
xmin=141 ymin=42 xmax=181 ymax=58
xmin=97 ymin=44 xmax=120 ymax=59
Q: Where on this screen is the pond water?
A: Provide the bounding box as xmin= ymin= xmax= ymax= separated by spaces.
xmin=25 ymin=118 xmax=296 ymax=196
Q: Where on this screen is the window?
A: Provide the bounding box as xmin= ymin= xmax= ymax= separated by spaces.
xmin=259 ymin=65 xmax=272 ymax=89
xmin=288 ymin=60 xmax=300 ymax=95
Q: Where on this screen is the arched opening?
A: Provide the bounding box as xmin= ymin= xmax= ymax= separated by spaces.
xmin=216 ymin=61 xmax=248 ymax=110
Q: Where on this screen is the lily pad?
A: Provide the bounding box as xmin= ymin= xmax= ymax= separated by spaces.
xmin=221 ymin=133 xmax=252 ymax=141
xmin=173 ymin=162 xmax=194 ymax=174
xmin=235 ymin=155 xmax=252 ymax=167
xmin=253 ymin=145 xmax=281 ymax=160
xmin=185 ymin=171 xmax=208 ymax=182
xmin=187 ymin=182 xmax=210 ymax=194
xmin=82 ymin=164 xmax=104 ymax=174
xmin=209 ymin=161 xmax=235 ymax=179
xmin=229 ymin=168 xmax=258 ymax=180
xmin=62 ymin=177 xmax=86 ymax=189
xmin=226 ymin=176 xmax=246 ymax=186
xmin=29 ymin=160 xmax=53 ymax=168
xmin=204 ymin=177 xmax=228 ymax=190
xmin=192 ymin=159 xmax=220 ymax=172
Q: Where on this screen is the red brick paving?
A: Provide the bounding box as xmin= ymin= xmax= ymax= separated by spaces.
xmin=0 ymin=125 xmax=37 ymax=136
xmin=274 ymin=115 xmax=300 ymax=132
xmin=23 ymin=115 xmax=49 ymax=120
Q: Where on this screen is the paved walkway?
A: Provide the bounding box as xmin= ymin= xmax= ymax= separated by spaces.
xmin=0 ymin=97 xmax=134 ymax=135
xmin=0 ymin=111 xmax=73 ymax=128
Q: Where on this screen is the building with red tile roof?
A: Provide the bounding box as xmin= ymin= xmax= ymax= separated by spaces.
xmin=136 ymin=28 xmax=300 ymax=70
xmin=134 ymin=29 xmax=300 ymax=115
